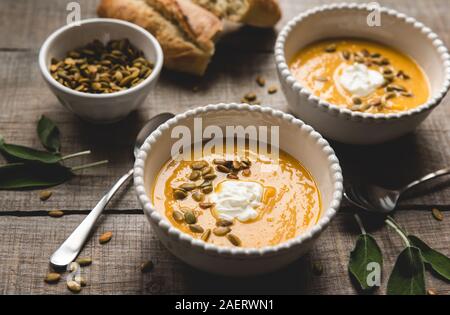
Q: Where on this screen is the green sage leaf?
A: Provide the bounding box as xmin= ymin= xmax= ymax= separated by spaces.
xmin=37 ymin=115 xmax=61 ymax=153
xmin=348 ymin=234 xmax=383 ymax=291
xmin=387 ymin=246 xmax=426 ymax=295
xmin=0 ymin=141 xmax=61 ymax=164
xmin=408 ymin=235 xmax=450 ymax=281
xmin=0 ymin=163 xmax=73 ymax=190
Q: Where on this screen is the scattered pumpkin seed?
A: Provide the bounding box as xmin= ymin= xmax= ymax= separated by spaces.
xmin=199 ymin=180 xmax=212 ymax=188
xmin=75 ymin=257 xmax=92 ymax=266
xmin=368 ymin=98 xmax=382 ymax=107
xmin=427 ymin=288 xmax=438 ymax=295
xmin=227 ymin=173 xmax=239 ymax=180
xmin=201 ymin=229 xmax=211 ymax=242
xmin=213 ymin=226 xmax=231 ymax=236
xmin=256 ymin=76 xmax=266 ymax=87
xmin=226 ymin=233 xmax=242 ymax=246
xmin=201 ymin=166 xmax=213 ymax=176
xmin=312 ymin=261 xmax=323 ymax=275
xmin=48 ymin=210 xmax=64 ymax=218
xmin=232 ymin=161 xmax=241 ymax=170
xmin=67 ymin=280 xmax=81 ymax=293
xmin=268 ymin=86 xmax=278 ymax=94
xmin=244 ymin=92 xmax=257 ymax=102
xmin=192 ymin=192 xmax=205 ymax=202
xmin=184 ymin=211 xmax=197 ymax=224
xmin=400 ymin=92 xmax=414 ymax=97
xmin=140 ymin=260 xmax=154 ymax=273
xmin=99 ymin=231 xmax=113 ymax=244
xmin=44 ymin=272 xmax=61 ymax=284
xmin=173 ymin=189 xmax=188 ymax=200
xmin=352 ymin=97 xmax=362 ymax=105
xmin=341 ymin=50 xmax=350 ymax=60
xmin=203 ymin=173 xmax=217 ymax=180
xmin=189 ymin=224 xmax=204 ymax=233
xmin=74 ymin=275 xmax=87 ymax=287
xmin=213 ymin=159 xmax=227 ymax=165
xmin=39 ymin=190 xmax=52 ymax=201
xmin=432 ymin=208 xmax=444 ymax=221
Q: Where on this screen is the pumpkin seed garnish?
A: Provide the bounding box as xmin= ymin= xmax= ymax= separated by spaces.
xmin=44 ymin=272 xmax=61 ymax=284
xmin=341 ymin=50 xmax=350 ymax=60
xmin=227 ymin=173 xmax=239 ymax=180
xmin=324 ymin=44 xmax=336 ymax=53
xmin=172 ymin=210 xmax=184 ymax=222
xmin=213 ymin=226 xmax=231 ymax=236
xmin=201 ymin=229 xmax=211 ymax=242
xmin=431 ymin=208 xmax=444 ymax=221
xmin=189 ymin=170 xmax=201 ymax=181
xmin=99 ymin=231 xmax=113 ymax=244
xmin=192 ymin=192 xmax=205 ymax=202
xmin=427 ymin=288 xmax=438 ymax=295
xmin=75 ymin=257 xmax=92 ymax=266
xmin=67 ymin=280 xmax=81 ymax=293
xmin=189 ymin=224 xmax=204 ymax=233
xmin=173 ymin=189 xmax=188 ymax=200
xmin=191 ymin=161 xmax=208 ymax=170
xmin=216 ymin=165 xmax=231 ymax=173
xmin=213 ymin=159 xmax=227 ymax=165
xmin=232 ymin=161 xmax=241 ymax=170
xmin=140 ymin=260 xmax=154 ymax=273
xmin=368 ymin=98 xmax=382 ymax=107
xmin=199 ymin=202 xmax=214 ymax=209
xmin=179 ymin=182 xmax=196 ymax=191
xmin=201 ymin=166 xmax=212 ymax=176
xmin=39 ymin=190 xmax=52 ymax=201
xmin=184 ymin=210 xmax=197 ymax=224
xmin=203 ymin=173 xmax=217 ymax=180
xmin=352 ymin=97 xmax=362 ymax=105
xmin=74 ymin=275 xmax=87 ymax=287
xmin=397 ymin=70 xmax=410 ymax=80
xmin=202 ymin=186 xmax=213 ymax=194
xmin=226 ymin=233 xmax=242 ymax=246
xmin=48 ymin=210 xmax=64 ymax=218
xmin=242 ymin=169 xmax=251 ymax=177
xmin=216 ymin=218 xmax=233 ymax=227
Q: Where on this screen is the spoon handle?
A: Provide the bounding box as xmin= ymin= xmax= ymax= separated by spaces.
xmin=401 ymin=167 xmax=450 ymax=193
xmin=50 ymin=169 xmax=134 ymax=267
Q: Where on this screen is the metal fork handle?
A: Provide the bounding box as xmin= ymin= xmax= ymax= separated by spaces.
xmin=401 ymin=167 xmax=450 ymax=193
xmin=50 ymin=169 xmax=134 ymax=267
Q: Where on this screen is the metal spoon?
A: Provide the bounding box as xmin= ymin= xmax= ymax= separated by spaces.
xmin=345 ymin=167 xmax=450 ymax=214
xmin=50 ymin=112 xmax=175 ymax=267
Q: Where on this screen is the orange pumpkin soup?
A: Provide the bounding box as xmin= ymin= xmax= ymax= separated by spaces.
xmin=289 ymin=39 xmax=430 ymax=114
xmin=152 ymin=146 xmax=321 ymax=248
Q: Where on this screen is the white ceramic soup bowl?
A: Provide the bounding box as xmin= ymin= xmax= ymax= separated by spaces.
xmin=275 ymin=3 xmax=450 ymax=145
xmin=134 ymin=103 xmax=343 ymax=276
xmin=39 ymin=18 xmax=163 ymax=124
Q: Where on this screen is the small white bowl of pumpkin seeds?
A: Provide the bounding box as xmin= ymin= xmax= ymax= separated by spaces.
xmin=39 ymin=18 xmax=163 ymax=123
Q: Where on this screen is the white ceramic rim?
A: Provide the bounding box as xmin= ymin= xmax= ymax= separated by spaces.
xmin=275 ymin=2 xmax=450 ymax=123
xmin=38 ymin=18 xmax=164 ymax=99
xmin=134 ymin=103 xmax=343 ymax=258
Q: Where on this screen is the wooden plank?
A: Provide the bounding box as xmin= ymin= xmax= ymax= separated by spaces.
xmin=0 ymin=210 xmax=448 ymax=294
xmin=0 ymin=0 xmax=449 ymax=51
xmin=0 ymin=48 xmax=449 ymax=212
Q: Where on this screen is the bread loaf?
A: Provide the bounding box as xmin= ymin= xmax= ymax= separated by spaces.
xmin=191 ymin=0 xmax=281 ymax=27
xmin=97 ymin=0 xmax=223 ymax=75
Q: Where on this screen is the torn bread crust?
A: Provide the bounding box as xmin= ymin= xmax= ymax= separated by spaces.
xmin=192 ymin=0 xmax=281 ymax=27
xmin=97 ymin=0 xmax=222 ymax=75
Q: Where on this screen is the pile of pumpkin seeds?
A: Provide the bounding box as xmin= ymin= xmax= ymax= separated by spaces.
xmin=171 ymin=157 xmax=252 ymax=246
xmin=323 ymin=44 xmax=413 ymax=112
xmin=49 ymin=38 xmax=153 ymax=94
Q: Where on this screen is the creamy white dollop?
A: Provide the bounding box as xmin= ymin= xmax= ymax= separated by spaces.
xmin=338 ymin=63 xmax=384 ymax=97
xmin=210 ymin=180 xmax=263 ymax=222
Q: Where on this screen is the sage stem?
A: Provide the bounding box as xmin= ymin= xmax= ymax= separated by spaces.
xmin=61 ymin=150 xmax=91 ymax=161
xmin=71 ymin=160 xmax=108 ymax=172
xmin=353 ymin=213 xmax=366 ymax=234
xmin=385 ymin=218 xmax=410 ymax=247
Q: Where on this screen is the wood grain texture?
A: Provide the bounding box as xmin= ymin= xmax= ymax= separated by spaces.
xmin=0 ymin=210 xmax=448 ymax=294
xmin=0 ymin=0 xmax=449 ymax=295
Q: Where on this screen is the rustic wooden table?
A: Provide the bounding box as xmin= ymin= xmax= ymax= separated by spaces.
xmin=0 ymin=0 xmax=449 ymax=295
